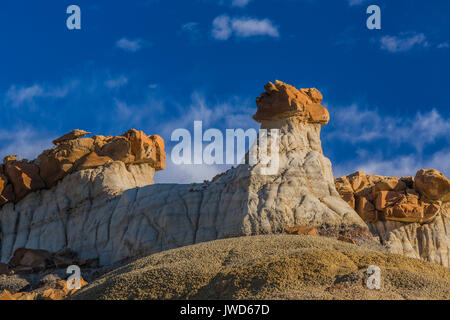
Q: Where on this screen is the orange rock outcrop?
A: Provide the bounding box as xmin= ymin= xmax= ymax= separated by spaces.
xmin=0 ymin=278 xmax=88 ymax=300
xmin=0 ymin=129 xmax=165 ymax=207
xmin=253 ymin=80 xmax=329 ymax=125
xmin=335 ymin=169 xmax=449 ymax=224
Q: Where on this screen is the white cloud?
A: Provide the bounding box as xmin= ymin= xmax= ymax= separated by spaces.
xmin=212 ymin=15 xmax=279 ymax=40
xmin=333 ymin=149 xmax=450 ymax=178
xmin=104 ymin=75 xmax=128 ymax=89
xmin=212 ymin=15 xmax=233 ymax=40
xmin=231 ymin=0 xmax=251 ymax=7
xmin=6 ymin=85 xmax=44 ymax=107
xmin=181 ymin=22 xmax=199 ymax=32
xmin=115 ymin=38 xmax=145 ymax=52
xmin=380 ymin=33 xmax=428 ymax=53
xmin=327 ymin=104 xmax=450 ymax=153
xmin=327 ymin=104 xmax=450 ymax=178
xmin=5 ymin=83 xmax=73 ymax=107
xmin=348 ymin=0 xmax=367 ymax=6
xmin=0 ymin=127 xmax=53 ymax=161
xmin=437 ymin=42 xmax=449 ymax=49
xmin=231 ymin=17 xmax=279 ymax=38
xmin=210 ymin=0 xmax=252 ymax=8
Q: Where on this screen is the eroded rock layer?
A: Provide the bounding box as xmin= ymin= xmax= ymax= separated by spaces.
xmin=0 ymin=129 xmax=165 ymax=207
xmin=335 ymin=170 xmax=450 ymax=267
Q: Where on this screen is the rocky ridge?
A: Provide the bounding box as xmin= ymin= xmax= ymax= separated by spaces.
xmin=335 ymin=170 xmax=450 ymax=267
xmin=0 ymin=129 xmax=165 ymax=207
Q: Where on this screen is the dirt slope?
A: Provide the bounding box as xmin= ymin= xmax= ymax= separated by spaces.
xmin=73 ymin=235 xmax=450 ymax=300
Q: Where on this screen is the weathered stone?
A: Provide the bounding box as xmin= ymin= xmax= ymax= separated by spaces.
xmin=122 ymin=129 xmax=166 ymax=170
xmin=337 ymin=170 xmax=449 ymax=267
xmin=355 ymin=196 xmax=378 ymax=223
xmin=38 ymin=138 xmax=95 ymax=187
xmin=374 ymin=179 xmax=406 ymax=193
xmin=253 ymin=80 xmax=329 ymax=124
xmin=336 ymin=171 xmax=448 ymax=225
xmin=341 ymin=192 xmax=355 ymax=209
xmin=52 ymin=129 xmax=91 ymax=145
xmin=74 ymin=152 xmax=112 ymax=171
xmin=348 ymin=171 xmax=370 ymax=193
xmin=285 ymin=226 xmax=320 ymax=236
xmin=3 ymin=156 xmax=45 ymax=201
xmin=415 ymin=169 xmax=450 ymax=202
xmin=375 ymin=191 xmax=403 ymax=211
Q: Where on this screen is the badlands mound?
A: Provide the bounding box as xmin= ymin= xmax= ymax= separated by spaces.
xmin=73 ymin=234 xmax=450 ymax=300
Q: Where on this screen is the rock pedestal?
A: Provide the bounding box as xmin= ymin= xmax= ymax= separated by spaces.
xmin=0 ymin=81 xmax=367 ymax=265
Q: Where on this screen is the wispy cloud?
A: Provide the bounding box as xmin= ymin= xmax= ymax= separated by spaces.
xmin=104 ymin=75 xmax=128 ymax=89
xmin=327 ymin=104 xmax=450 ymax=152
xmin=212 ymin=15 xmax=279 ymax=41
xmin=115 ymin=38 xmax=146 ymax=52
xmin=333 ymin=149 xmax=450 ymax=178
xmin=5 ymin=83 xmax=74 ymax=107
xmin=209 ymin=0 xmax=252 ymax=8
xmin=0 ymin=126 xmax=53 ymax=161
xmin=180 ymin=22 xmax=202 ymax=41
xmin=327 ymin=104 xmax=450 ymax=177
xmin=437 ymin=42 xmax=449 ymax=49
xmin=347 ymin=0 xmax=368 ymax=6
xmin=230 ymin=0 xmax=251 ymax=7
xmin=380 ymin=32 xmax=428 ymax=53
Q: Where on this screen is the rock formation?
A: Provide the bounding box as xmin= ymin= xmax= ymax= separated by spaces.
xmin=0 ymin=129 xmax=165 ymax=207
xmin=336 ymin=170 xmax=450 ymax=267
xmin=0 ymin=81 xmax=366 ymax=266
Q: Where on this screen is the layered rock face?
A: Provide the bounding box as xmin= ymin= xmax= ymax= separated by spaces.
xmin=0 ymin=129 xmax=165 ymax=207
xmin=336 ymin=170 xmax=450 ymax=267
xmin=0 ymin=81 xmax=366 ymax=265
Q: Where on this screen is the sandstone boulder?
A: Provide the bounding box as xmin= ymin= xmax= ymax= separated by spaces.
xmin=3 ymin=156 xmax=45 ymax=201
xmin=253 ymin=80 xmax=329 ymax=124
xmin=122 ymin=129 xmax=166 ymax=170
xmin=415 ymin=169 xmax=450 ymax=202
xmin=52 ymin=129 xmax=91 ymax=145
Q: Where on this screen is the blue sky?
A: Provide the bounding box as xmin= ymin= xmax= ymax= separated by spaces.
xmin=0 ymin=0 xmax=449 ymax=183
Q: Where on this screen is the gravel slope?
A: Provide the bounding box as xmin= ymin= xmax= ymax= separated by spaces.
xmin=73 ymin=235 xmax=450 ymax=300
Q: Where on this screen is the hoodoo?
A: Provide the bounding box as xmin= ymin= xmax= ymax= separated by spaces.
xmin=0 ymin=81 xmax=366 ymax=266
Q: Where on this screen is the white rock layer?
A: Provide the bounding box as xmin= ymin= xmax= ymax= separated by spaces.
xmin=368 ymin=203 xmax=450 ymax=267
xmin=0 ymin=118 xmax=366 ymax=265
